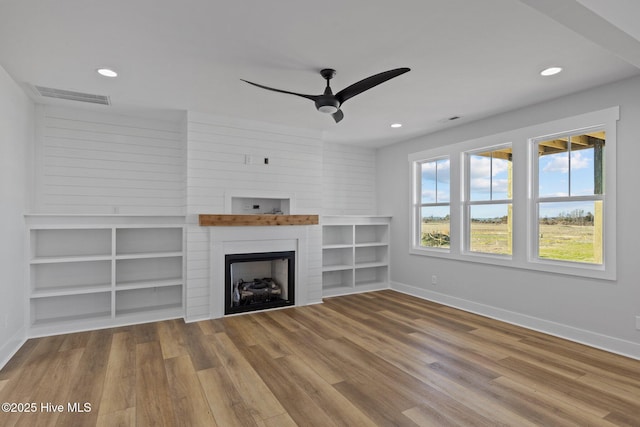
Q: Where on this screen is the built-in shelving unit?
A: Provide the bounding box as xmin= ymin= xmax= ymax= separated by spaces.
xmin=321 ymin=216 xmax=390 ymax=297
xmin=26 ymin=215 xmax=185 ymax=336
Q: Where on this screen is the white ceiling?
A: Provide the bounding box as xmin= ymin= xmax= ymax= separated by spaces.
xmin=1 ymin=0 xmax=639 ymax=147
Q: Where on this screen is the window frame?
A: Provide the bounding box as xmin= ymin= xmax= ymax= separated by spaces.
xmin=463 ymin=143 xmax=513 ymax=257
xmin=411 ymin=155 xmax=451 ymax=252
xmin=408 ymin=107 xmax=618 ymax=280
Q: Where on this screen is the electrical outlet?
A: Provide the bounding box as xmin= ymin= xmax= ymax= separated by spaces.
xmin=636 ymin=316 xmax=640 ymax=330
xmin=431 ymin=275 xmax=437 ymax=285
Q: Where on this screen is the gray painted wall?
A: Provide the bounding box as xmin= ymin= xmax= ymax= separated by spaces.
xmin=378 ymin=75 xmax=640 ymax=358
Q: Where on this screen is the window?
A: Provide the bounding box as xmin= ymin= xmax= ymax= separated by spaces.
xmin=414 ymin=157 xmax=450 ymax=249
xmin=465 ymin=145 xmax=512 ymax=256
xmin=533 ymin=129 xmax=605 ymax=264
xmin=409 ymin=107 xmax=617 ymax=280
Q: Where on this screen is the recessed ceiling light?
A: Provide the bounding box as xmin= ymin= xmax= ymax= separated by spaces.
xmin=540 ymin=66 xmax=562 ymax=76
xmin=390 ymin=123 xmax=402 ymax=128
xmin=97 ymin=68 xmax=118 ymax=78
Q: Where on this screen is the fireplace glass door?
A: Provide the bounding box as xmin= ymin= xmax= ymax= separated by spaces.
xmin=225 ymin=251 xmax=295 ymax=314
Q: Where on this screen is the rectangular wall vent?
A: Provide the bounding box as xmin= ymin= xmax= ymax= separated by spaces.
xmin=34 ymin=85 xmax=111 ymax=105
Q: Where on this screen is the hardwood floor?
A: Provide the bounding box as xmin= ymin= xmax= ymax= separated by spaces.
xmin=1 ymin=290 xmax=639 ymax=426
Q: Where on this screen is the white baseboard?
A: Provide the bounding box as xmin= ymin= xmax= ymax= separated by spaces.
xmin=391 ymin=281 xmax=640 ymax=361
xmin=0 ymin=326 xmax=27 ymax=370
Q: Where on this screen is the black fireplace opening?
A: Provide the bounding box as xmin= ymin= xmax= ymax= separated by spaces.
xmin=225 ymin=251 xmax=295 ymax=315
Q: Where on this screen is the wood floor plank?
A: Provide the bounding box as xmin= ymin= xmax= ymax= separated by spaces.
xmin=498 ymin=356 xmax=640 ymax=416
xmin=96 ymin=407 xmax=135 ymax=427
xmin=135 ymin=341 xmax=175 ymax=427
xmin=55 ymin=329 xmax=113 ymax=427
xmin=98 ymin=331 xmax=136 ymax=417
xmin=157 ymin=319 xmax=189 ymax=360
xmin=197 ymin=366 xmax=260 ymax=427
xmin=491 ymin=376 xmax=619 ymax=427
xmin=196 ymin=318 xmax=225 ymax=336
xmin=209 ymin=332 xmax=286 ymax=421
xmin=249 ymin=344 xmax=379 ymax=427
xmin=226 ymin=312 xmax=290 ymax=358
xmin=14 ymin=347 xmax=84 ymax=427
xmin=332 ymin=380 xmax=420 ymax=427
xmin=1 ymin=290 xmax=640 ymax=426
xmin=240 ymin=345 xmax=341 ymax=427
xmin=261 ymin=412 xmax=298 ymax=427
xmin=182 ymin=321 xmax=220 ymax=371
xmin=164 ymin=355 xmax=218 ymax=427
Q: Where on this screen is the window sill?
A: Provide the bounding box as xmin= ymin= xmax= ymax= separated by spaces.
xmin=409 ymin=246 xmax=615 ymax=281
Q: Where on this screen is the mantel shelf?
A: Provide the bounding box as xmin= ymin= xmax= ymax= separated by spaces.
xmin=199 ymin=214 xmax=318 ymax=226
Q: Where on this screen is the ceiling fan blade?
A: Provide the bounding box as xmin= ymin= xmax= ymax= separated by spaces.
xmin=335 ymin=67 xmax=410 ymax=104
xmin=240 ymin=79 xmax=318 ymax=102
xmin=332 ymin=109 xmax=344 ymax=123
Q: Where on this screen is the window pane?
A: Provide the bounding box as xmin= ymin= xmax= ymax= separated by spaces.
xmin=421 ymin=159 xmax=450 ymax=203
xmin=420 ymin=206 xmax=450 ymax=248
xmin=538 ymin=146 xmax=569 ymax=197
xmin=469 ymin=153 xmax=491 ymax=201
xmin=570 ymin=132 xmax=605 ymax=196
xmin=469 ymin=204 xmax=512 ymax=255
xmin=538 ymin=131 xmax=605 ymax=198
xmin=538 ymin=201 xmax=603 ymax=264
xmin=437 ymin=159 xmax=450 ymax=202
xmin=492 ymin=153 xmax=511 ymax=200
xmin=469 ymin=148 xmax=512 ymax=201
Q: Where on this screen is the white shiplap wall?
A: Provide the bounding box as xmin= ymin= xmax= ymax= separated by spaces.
xmin=185 ymin=112 xmax=325 ymax=320
xmin=35 ymin=105 xmax=185 ymax=215
xmin=32 ymin=106 xmax=379 ymax=322
xmin=322 ymin=142 xmax=376 ymax=215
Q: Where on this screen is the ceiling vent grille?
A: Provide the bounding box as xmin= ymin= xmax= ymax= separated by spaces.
xmin=34 ymin=85 xmax=111 ymax=105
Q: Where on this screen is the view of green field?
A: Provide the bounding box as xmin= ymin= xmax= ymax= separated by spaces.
xmin=421 ymin=221 xmax=598 ymax=263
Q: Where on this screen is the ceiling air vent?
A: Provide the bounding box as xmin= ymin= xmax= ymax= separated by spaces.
xmin=34 ymin=85 xmax=111 ymax=105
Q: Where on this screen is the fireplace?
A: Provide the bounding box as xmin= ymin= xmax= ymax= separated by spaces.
xmin=225 ymin=251 xmax=295 ymax=314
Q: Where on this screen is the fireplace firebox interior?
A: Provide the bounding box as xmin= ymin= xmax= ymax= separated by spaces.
xmin=225 ymin=251 xmax=295 ymax=314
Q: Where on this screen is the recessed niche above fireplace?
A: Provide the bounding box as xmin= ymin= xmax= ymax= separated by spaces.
xmin=226 ymin=192 xmax=293 ymax=215
xmin=225 ymin=251 xmax=295 ymax=315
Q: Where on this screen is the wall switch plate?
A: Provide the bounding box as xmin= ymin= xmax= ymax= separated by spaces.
xmin=431 ymin=275 xmax=437 ymax=285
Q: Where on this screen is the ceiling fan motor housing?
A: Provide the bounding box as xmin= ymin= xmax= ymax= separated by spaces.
xmin=316 ymin=69 xmax=340 ymax=113
xmin=315 ymin=96 xmax=340 ymax=113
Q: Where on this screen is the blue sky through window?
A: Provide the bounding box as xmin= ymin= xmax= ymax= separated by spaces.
xmin=419 ymin=135 xmax=602 ymax=221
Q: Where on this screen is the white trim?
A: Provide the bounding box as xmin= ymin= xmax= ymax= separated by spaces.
xmin=0 ymin=327 xmax=27 ymax=370
xmin=391 ymin=280 xmax=640 ymax=360
xmin=208 ymin=226 xmax=310 ymax=318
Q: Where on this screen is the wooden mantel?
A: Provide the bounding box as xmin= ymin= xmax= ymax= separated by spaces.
xmin=199 ymin=214 xmax=319 ymax=226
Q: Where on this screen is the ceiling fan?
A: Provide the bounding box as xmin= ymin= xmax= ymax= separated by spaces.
xmin=241 ymin=67 xmax=410 ymax=123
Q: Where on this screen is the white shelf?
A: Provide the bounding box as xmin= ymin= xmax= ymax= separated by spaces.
xmin=31 ymin=284 xmax=112 ymax=298
xmin=27 ymin=219 xmax=184 ymax=336
xmin=322 ymin=243 xmax=353 ymax=249
xmin=322 ymin=264 xmax=353 ymax=272
xmin=115 ymin=251 xmax=183 ymax=260
xmin=355 ymin=261 xmax=388 ymax=269
xmin=321 ymin=216 xmax=390 ymax=297
xmin=31 ymin=311 xmax=113 ymax=327
xmin=31 ymin=254 xmax=112 ymax=264
xmin=115 ymin=278 xmax=183 ymax=290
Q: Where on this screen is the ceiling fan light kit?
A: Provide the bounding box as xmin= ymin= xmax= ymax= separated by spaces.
xmin=241 ymin=67 xmax=410 ymax=123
